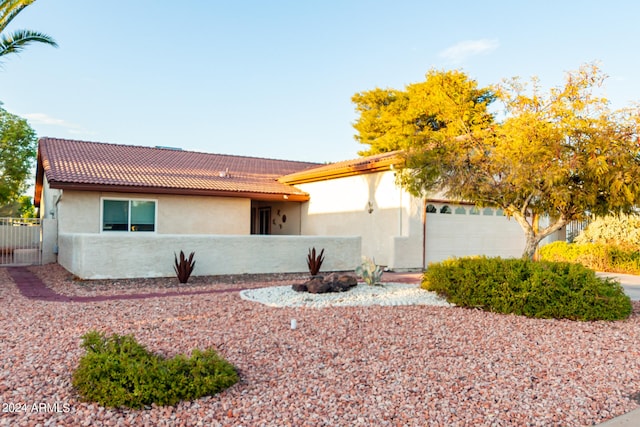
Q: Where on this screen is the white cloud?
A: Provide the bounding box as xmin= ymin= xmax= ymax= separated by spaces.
xmin=22 ymin=113 xmax=70 ymax=127
xmin=439 ymin=39 xmax=499 ymax=63
xmin=22 ymin=113 xmax=94 ymax=137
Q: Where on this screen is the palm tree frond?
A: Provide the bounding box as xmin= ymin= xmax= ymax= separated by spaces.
xmin=0 ymin=0 xmax=36 ymax=33
xmin=0 ymin=29 xmax=57 ymax=57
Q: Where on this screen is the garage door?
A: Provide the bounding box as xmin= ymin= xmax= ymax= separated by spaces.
xmin=425 ymin=203 xmax=526 ymax=265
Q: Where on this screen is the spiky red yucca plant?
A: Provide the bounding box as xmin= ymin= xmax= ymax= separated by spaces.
xmin=174 ymin=251 xmax=196 ymax=284
xmin=307 ymin=247 xmax=325 ymax=276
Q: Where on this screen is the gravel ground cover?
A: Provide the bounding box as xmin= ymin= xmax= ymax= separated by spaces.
xmin=1 ymin=265 xmax=640 ymax=426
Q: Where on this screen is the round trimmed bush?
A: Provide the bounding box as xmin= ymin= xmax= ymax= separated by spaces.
xmin=72 ymin=331 xmax=239 ymax=408
xmin=422 ymin=257 xmax=632 ymax=321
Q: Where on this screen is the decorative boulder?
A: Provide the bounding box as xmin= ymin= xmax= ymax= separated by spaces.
xmin=305 ymin=277 xmax=332 ymax=294
xmin=325 ymin=273 xmax=358 ymax=292
xmin=292 ymin=273 xmax=358 ymax=294
xmin=291 ymin=283 xmax=308 ymax=292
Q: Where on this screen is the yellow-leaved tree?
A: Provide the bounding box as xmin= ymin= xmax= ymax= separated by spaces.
xmin=352 ymin=64 xmax=640 ymax=259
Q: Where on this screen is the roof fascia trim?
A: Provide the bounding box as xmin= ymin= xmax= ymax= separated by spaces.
xmin=46 ymin=181 xmax=310 ymax=202
xmin=279 ymin=155 xmax=403 ymax=185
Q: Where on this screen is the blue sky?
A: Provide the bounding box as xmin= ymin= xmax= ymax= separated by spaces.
xmin=2 ymin=0 xmax=640 ymax=163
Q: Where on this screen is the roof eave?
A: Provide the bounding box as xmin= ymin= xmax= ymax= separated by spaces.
xmin=34 ymin=146 xmax=46 ymax=208
xmin=46 ymin=181 xmax=310 ymax=202
xmin=279 ymin=155 xmax=403 ymax=185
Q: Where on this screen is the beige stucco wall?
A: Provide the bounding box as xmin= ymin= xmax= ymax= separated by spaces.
xmin=56 ymin=190 xmax=100 ymax=233
xmin=296 ymin=170 xmax=424 ymax=270
xmin=58 ymin=233 xmax=361 ymax=279
xmin=38 ymin=175 xmax=61 ymax=221
xmin=158 ymin=194 xmax=250 ymax=234
xmin=53 ymin=190 xmax=251 ymax=234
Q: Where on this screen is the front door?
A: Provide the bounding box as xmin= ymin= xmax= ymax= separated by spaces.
xmin=251 ymin=207 xmax=271 ymax=234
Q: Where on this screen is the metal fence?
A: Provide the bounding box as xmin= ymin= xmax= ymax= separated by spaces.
xmin=0 ymin=218 xmax=42 ymax=266
xmin=566 ymin=219 xmax=590 ymax=243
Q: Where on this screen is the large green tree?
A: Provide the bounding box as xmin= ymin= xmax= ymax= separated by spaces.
xmin=353 ymin=69 xmax=495 ymax=155
xmin=0 ymin=194 xmax=35 ymax=217
xmin=0 ymin=105 xmax=37 ymax=205
xmin=352 ymin=65 xmax=640 ymax=259
xmin=1 ymin=0 xmax=56 ymax=60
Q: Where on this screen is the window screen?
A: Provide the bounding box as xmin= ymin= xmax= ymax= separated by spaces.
xmin=131 ymin=201 xmax=155 ymax=231
xmin=103 ymin=200 xmax=128 ymax=231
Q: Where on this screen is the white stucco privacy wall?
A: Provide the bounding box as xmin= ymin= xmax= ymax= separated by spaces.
xmin=58 ymin=233 xmax=361 ymax=279
xmin=296 ymin=170 xmax=424 ymax=270
xmin=41 ymin=218 xmax=57 ymax=264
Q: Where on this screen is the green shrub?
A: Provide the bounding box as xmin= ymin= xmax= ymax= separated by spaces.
xmin=539 ymin=241 xmax=640 ymax=274
xmin=72 ymin=331 xmax=239 ymax=409
xmin=422 ymin=257 xmax=631 ymax=321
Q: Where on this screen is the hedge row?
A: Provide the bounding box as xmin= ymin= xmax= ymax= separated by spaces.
xmin=539 ymin=241 xmax=640 ymax=275
xmin=422 ymin=256 xmax=631 ymax=321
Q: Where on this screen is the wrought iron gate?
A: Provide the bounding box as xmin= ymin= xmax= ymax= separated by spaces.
xmin=0 ymin=218 xmax=42 ymax=266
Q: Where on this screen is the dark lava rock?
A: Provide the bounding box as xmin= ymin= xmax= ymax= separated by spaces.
xmin=291 ymin=283 xmax=308 ymax=292
xmin=292 ymin=273 xmax=359 ymax=294
xmin=305 ymin=278 xmax=332 ymax=294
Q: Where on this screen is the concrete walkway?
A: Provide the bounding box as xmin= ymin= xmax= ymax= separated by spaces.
xmin=6 ymin=267 xmax=246 ymax=303
xmin=7 ymin=267 xmax=71 ymax=301
xmin=597 ymin=408 xmax=640 ymax=427
xmin=597 ymin=271 xmax=640 ymax=301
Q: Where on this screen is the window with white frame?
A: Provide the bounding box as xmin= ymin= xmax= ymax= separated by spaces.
xmin=102 ymin=199 xmax=156 ymax=232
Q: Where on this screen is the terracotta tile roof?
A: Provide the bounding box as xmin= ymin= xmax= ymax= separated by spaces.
xmin=278 ymin=150 xmax=404 ymax=184
xmin=35 ymin=138 xmax=320 ymax=203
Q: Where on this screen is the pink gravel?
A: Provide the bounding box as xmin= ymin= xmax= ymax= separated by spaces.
xmin=1 ymin=265 xmax=640 ymax=426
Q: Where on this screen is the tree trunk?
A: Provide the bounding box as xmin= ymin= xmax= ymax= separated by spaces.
xmin=522 ymin=233 xmax=541 ymax=260
xmin=509 ymin=210 xmax=568 ymax=260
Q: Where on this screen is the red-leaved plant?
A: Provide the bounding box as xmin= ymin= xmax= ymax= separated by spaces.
xmin=307 ymin=247 xmax=325 ymax=276
xmin=174 ymin=251 xmax=196 ymax=284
